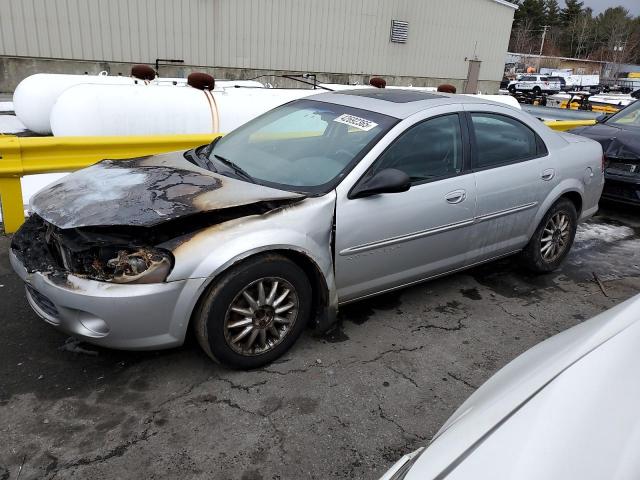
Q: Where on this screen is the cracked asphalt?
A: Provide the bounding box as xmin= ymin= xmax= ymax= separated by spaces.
xmin=1 ymin=202 xmax=640 ymax=480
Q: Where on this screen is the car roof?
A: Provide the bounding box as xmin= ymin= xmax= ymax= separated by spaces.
xmin=307 ymin=88 xmax=510 ymax=119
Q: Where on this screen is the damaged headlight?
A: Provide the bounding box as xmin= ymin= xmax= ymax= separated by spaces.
xmin=103 ymin=248 xmax=174 ymax=284
xmin=15 ymin=215 xmax=175 ymax=284
xmin=68 ymin=246 xmax=174 ymax=284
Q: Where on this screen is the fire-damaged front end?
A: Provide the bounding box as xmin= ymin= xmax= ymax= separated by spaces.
xmin=603 ymin=156 xmax=640 ymax=205
xmin=12 ymin=215 xmax=175 ymax=285
xmin=10 ymin=152 xmax=337 ymax=350
xmin=570 ymin=123 xmax=640 ymax=205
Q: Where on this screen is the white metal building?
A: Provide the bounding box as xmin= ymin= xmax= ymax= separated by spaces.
xmin=0 ymin=0 xmax=516 ymax=91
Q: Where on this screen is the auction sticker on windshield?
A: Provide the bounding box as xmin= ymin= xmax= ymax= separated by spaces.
xmin=333 ymin=114 xmax=378 ymax=131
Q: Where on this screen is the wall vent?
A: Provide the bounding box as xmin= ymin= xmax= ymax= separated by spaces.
xmin=390 ymin=20 xmax=408 ymax=43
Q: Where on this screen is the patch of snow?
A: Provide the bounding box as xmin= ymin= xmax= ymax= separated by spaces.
xmin=575 ymin=222 xmax=634 ymax=243
xmin=573 ymin=222 xmax=635 ymax=251
xmin=0 ymin=101 xmax=14 ymax=112
xmin=0 ymin=115 xmax=26 ymax=133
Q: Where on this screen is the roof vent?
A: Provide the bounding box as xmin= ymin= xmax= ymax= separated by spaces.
xmin=390 ymin=20 xmax=408 ymax=43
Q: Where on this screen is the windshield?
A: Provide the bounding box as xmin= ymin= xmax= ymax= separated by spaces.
xmin=209 ymin=99 xmax=397 ymax=193
xmin=607 ymin=100 xmax=640 ymax=128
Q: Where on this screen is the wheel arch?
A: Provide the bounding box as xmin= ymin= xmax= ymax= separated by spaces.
xmin=528 ymin=182 xmax=584 ymax=240
xmin=560 ymin=190 xmax=583 ymax=217
xmin=188 ymin=247 xmax=336 ymax=338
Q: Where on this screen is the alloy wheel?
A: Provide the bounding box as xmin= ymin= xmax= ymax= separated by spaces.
xmin=540 ymin=212 xmax=571 ymax=262
xmin=224 ymin=277 xmax=299 ymax=356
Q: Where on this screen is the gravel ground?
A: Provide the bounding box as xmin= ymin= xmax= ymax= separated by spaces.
xmin=1 ymin=202 xmax=639 ymax=480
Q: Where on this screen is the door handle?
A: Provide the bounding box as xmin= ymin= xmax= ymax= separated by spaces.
xmin=541 ymin=168 xmax=555 ymax=181
xmin=445 ymin=189 xmax=466 ymax=204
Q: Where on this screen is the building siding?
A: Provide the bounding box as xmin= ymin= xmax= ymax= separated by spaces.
xmin=0 ymin=0 xmax=514 ymax=82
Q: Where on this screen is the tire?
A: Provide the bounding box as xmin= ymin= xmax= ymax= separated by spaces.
xmin=521 ymin=198 xmax=577 ymax=273
xmin=532 ymin=86 xmax=542 ymax=95
xmin=508 ymin=85 xmax=516 ymax=94
xmin=194 ymin=254 xmax=312 ymax=369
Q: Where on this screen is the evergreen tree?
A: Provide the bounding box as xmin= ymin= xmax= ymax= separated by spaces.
xmin=561 ymin=0 xmax=584 ymax=24
xmin=517 ymin=0 xmax=547 ymax=32
xmin=544 ymin=0 xmax=561 ymax=26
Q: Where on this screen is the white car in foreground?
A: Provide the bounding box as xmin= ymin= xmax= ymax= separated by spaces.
xmin=381 ymin=293 xmax=640 ymax=480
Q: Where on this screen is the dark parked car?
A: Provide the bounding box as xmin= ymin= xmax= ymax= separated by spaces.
xmin=570 ymin=99 xmax=640 ymax=205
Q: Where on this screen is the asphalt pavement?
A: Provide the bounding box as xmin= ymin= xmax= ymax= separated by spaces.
xmin=1 ymin=202 xmax=639 ymax=480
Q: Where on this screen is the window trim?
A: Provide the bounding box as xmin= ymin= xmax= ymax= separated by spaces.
xmin=348 ymin=112 xmax=471 ymax=199
xmin=465 ymin=111 xmax=549 ymax=172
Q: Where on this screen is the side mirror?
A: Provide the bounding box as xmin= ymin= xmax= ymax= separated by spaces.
xmin=596 ymin=113 xmax=609 ymax=123
xmin=351 ymin=168 xmax=411 ymax=198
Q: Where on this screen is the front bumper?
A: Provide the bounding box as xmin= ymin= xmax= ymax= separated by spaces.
xmin=10 ymin=249 xmax=207 ymax=350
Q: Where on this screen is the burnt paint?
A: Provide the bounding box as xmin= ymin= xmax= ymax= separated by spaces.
xmin=31 ymin=153 xmax=303 ymax=229
xmin=33 ymin=158 xmax=223 ymax=228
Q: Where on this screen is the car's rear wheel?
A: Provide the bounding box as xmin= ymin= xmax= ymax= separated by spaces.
xmin=533 ymin=86 xmax=542 ymax=95
xmin=521 ymin=198 xmax=577 ymax=273
xmin=194 ymin=254 xmax=311 ymax=369
xmin=508 ymin=85 xmax=516 ymax=94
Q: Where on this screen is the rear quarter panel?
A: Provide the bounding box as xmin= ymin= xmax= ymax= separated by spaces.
xmin=528 ymin=131 xmax=603 ymax=238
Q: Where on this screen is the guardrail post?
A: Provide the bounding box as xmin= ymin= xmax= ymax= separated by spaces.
xmin=0 ymin=136 xmax=25 ymax=234
xmin=0 ymin=177 xmax=24 ymax=234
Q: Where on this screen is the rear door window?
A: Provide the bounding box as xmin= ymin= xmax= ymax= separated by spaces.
xmin=470 ymin=113 xmax=541 ymax=169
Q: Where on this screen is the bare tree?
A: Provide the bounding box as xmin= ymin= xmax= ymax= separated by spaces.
xmin=510 ymin=17 xmax=535 ymax=54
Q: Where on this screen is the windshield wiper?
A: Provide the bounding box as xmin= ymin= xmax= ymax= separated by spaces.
xmin=213 ymin=154 xmax=257 ymax=184
xmin=184 ymin=146 xmax=217 ymax=171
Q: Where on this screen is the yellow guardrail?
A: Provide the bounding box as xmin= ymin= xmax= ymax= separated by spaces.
xmin=0 ymin=134 xmax=218 ymax=233
xmin=0 ymin=119 xmax=597 ymax=234
xmin=544 ymin=119 xmax=596 ymax=131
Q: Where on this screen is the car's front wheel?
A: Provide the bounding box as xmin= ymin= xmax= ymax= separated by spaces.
xmin=521 ymin=198 xmax=577 ymax=273
xmin=194 ymin=254 xmax=311 ymax=369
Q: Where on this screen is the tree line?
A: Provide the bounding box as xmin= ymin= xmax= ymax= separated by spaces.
xmin=507 ymin=0 xmax=640 ymax=67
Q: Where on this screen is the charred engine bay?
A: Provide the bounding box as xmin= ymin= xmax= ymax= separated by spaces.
xmin=12 ymin=198 xmax=300 ymax=282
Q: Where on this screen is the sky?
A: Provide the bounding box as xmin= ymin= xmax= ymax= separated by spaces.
xmin=580 ymin=0 xmax=640 ymax=16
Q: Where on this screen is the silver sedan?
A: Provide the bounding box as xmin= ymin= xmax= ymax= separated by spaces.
xmin=10 ymin=89 xmax=604 ymax=368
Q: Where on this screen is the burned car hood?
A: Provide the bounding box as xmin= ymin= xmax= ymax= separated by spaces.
xmin=570 ymin=123 xmax=640 ymax=160
xmin=31 ymin=151 xmax=304 ymax=228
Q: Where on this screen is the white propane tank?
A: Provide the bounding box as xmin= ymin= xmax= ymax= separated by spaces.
xmin=50 ymin=84 xmax=320 ymax=136
xmin=13 ymin=73 xmax=136 ymax=134
xmin=468 ymin=94 xmax=522 ymax=109
xmin=153 ymin=78 xmax=265 ymax=89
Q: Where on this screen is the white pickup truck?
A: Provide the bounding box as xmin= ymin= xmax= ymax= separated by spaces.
xmin=509 ymin=74 xmax=562 ymax=95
